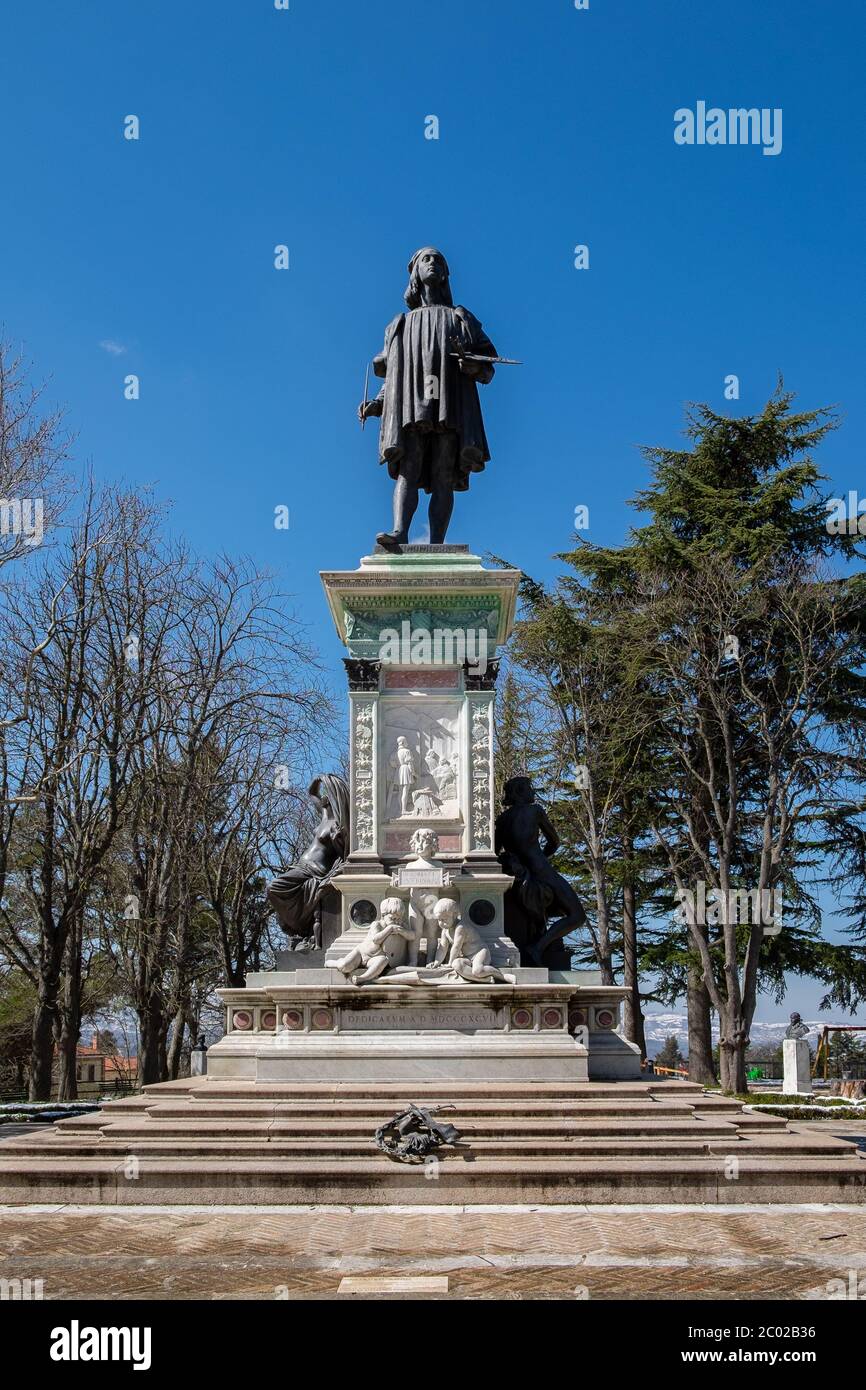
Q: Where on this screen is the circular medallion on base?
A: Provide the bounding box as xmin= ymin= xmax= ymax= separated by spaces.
xmin=468 ymin=899 xmax=496 ymax=927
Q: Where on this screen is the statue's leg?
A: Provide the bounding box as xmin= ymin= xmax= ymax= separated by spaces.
xmin=377 ymin=434 xmax=422 ymax=546
xmin=352 ymin=952 xmax=389 ymax=984
xmin=428 ymin=433 xmax=457 ymax=543
xmin=527 ymin=890 xmax=588 ymax=966
xmin=337 ymin=947 xmax=362 ymax=976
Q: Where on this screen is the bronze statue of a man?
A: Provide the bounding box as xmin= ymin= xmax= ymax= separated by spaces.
xmin=358 ymin=247 xmax=498 ymax=548
xmin=495 ymin=776 xmax=588 ymax=967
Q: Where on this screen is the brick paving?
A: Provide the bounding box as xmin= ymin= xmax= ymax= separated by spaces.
xmin=1 ymin=1202 xmax=865 ymax=1299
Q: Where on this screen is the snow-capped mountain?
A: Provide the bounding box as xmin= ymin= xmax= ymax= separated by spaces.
xmin=642 ymin=1012 xmax=836 ymax=1057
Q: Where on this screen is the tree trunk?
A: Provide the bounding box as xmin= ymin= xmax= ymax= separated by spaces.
xmin=719 ymin=1042 xmax=747 ymax=1094
xmin=719 ymin=1015 xmax=748 ymax=1094
xmin=166 ymin=1004 xmax=186 ymax=1081
xmin=56 ymin=922 xmax=83 ymax=1100
xmin=621 ymin=879 xmax=646 ymax=1055
xmin=139 ymin=997 xmax=168 ymax=1086
xmin=28 ymin=995 xmax=57 ymax=1100
xmin=687 ymin=964 xmax=716 ymax=1085
xmin=56 ymin=1020 xmax=79 ymax=1101
xmin=593 ymin=872 xmax=616 ymax=984
xmin=28 ymin=942 xmax=64 ymax=1101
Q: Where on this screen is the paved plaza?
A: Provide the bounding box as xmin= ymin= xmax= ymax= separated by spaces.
xmin=2 ymin=1198 xmax=865 ymax=1300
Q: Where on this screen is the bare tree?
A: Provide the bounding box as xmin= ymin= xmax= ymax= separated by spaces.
xmin=0 ymin=337 xmax=70 ymax=574
xmin=107 ymin=555 xmax=331 ymax=1084
xmin=0 ymin=483 xmax=175 ymax=1097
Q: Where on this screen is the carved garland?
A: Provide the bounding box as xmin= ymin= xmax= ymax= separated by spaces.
xmin=469 ymin=699 xmax=493 ymax=851
xmin=352 ymin=700 xmax=376 ymax=851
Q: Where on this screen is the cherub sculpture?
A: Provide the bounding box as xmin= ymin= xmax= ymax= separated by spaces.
xmin=334 ymin=897 xmax=414 ymax=985
xmin=430 ymin=898 xmax=508 ymax=983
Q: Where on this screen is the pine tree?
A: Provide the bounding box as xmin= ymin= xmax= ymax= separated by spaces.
xmin=566 ymin=386 xmax=865 ymax=1091
xmin=655 ymin=1034 xmax=685 ymax=1071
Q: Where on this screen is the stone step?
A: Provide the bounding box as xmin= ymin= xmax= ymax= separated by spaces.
xmin=3 ymin=1132 xmax=854 ymax=1160
xmin=1 ymin=1153 xmax=863 ymax=1205
xmin=142 ymin=1079 xmax=708 ymax=1101
xmin=84 ymin=1116 xmax=750 ymax=1139
xmin=4 ymin=1077 xmax=858 ymax=1206
xmin=120 ymin=1098 xmax=746 ymax=1121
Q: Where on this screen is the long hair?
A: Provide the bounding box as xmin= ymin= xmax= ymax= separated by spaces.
xmin=310 ymin=773 xmax=350 ymax=859
xmin=502 ymin=775 xmax=535 ymax=808
xmin=404 ymin=246 xmax=453 ymax=309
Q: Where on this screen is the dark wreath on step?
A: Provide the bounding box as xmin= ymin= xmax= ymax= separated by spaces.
xmin=374 ymin=1103 xmax=461 ymax=1164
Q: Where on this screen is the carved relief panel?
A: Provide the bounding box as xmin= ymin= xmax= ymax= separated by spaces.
xmin=379 ymin=697 xmax=464 ymax=835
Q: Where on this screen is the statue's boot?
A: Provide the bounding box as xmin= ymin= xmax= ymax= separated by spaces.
xmin=376 ymin=477 xmax=416 ymax=549
xmin=376 ymin=529 xmax=408 ymax=549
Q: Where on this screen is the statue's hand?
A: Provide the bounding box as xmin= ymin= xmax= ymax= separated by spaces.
xmin=358 ymin=398 xmax=383 ymax=422
xmin=457 ymin=358 xmax=493 ymax=384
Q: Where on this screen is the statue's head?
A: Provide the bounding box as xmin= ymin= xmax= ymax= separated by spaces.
xmin=379 ymin=896 xmax=406 ymax=924
xmin=409 ymin=827 xmax=439 ymax=858
xmin=503 ymin=775 xmax=535 ymax=807
xmin=307 ymin=774 xmax=350 ymax=853
xmin=432 ymin=896 xmax=459 ymax=927
xmin=405 ymin=247 xmax=453 ymax=309
xmin=790 ymin=1011 xmax=801 ymax=1025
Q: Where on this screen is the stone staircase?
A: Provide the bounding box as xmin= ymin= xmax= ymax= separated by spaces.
xmin=1 ymin=1078 xmax=863 ymax=1205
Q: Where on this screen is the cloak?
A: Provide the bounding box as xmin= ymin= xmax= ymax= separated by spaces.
xmin=372 ymin=304 xmax=497 ymax=492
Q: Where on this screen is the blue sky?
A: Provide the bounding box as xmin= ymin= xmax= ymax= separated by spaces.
xmin=2 ymin=0 xmax=864 ymax=1020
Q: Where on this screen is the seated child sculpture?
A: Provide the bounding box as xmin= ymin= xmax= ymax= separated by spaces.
xmin=334 ymin=897 xmax=414 ymax=985
xmin=430 ymin=898 xmax=507 ymax=983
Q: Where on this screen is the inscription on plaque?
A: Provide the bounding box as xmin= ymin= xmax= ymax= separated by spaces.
xmin=395 ymin=866 xmax=444 ymax=888
xmin=342 ymin=1008 xmax=499 ymax=1031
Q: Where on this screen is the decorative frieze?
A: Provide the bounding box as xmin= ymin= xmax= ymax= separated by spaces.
xmin=351 ymin=699 xmax=376 ymax=852
xmin=469 ymin=697 xmax=494 ymax=852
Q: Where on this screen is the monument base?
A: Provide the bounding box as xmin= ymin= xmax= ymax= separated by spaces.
xmin=209 ymin=972 xmax=587 ymax=1083
xmin=782 ymin=1037 xmax=812 ymax=1094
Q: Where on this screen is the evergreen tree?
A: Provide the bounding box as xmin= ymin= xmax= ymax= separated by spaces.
xmin=566 ymin=387 xmax=865 ymax=1091
xmin=512 ymin=386 xmax=866 ymax=1090
xmin=655 ymin=1034 xmax=685 ymax=1070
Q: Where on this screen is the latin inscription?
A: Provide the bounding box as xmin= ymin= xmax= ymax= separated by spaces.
xmin=342 ymin=1008 xmax=499 ymax=1031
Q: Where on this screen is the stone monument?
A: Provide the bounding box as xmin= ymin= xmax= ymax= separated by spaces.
xmin=205 ymin=249 xmax=640 ymax=1084
xmin=782 ymin=1012 xmax=813 ymax=1095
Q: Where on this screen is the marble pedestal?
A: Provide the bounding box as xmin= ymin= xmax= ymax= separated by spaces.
xmin=554 ymin=971 xmax=643 ymax=1080
xmin=783 ymin=1037 xmax=812 ymax=1095
xmin=208 ymin=546 xmax=635 ymax=1086
xmin=208 ymin=969 xmax=588 ymax=1082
